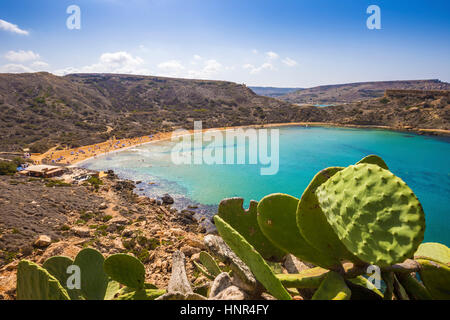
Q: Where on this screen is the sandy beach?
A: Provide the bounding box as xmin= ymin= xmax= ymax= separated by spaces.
xmin=30 ymin=122 xmax=450 ymax=166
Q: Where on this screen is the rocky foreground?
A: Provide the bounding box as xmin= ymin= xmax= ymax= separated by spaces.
xmin=0 ymin=170 xmax=211 ymax=299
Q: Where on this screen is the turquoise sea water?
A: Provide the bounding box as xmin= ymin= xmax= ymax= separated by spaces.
xmin=80 ymin=126 xmax=450 ymax=246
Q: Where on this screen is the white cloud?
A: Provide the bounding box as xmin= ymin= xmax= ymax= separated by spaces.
xmin=252 ymin=49 xmax=259 ymax=54
xmin=30 ymin=61 xmax=50 ymax=70
xmin=266 ymin=51 xmax=279 ymax=60
xmin=0 ymin=19 xmax=29 ymax=35
xmin=54 ymin=51 xmax=148 ymax=75
xmin=282 ymin=57 xmax=298 ymax=67
xmin=243 ymin=62 xmax=275 ymax=74
xmin=0 ymin=50 xmax=50 ymax=73
xmin=188 ymin=59 xmax=222 ymax=79
xmin=157 ymin=60 xmax=185 ymax=76
xmin=0 ymin=63 xmax=34 ymax=73
xmin=4 ymin=50 xmax=40 ymax=62
xmin=193 ymin=55 xmax=202 ymax=61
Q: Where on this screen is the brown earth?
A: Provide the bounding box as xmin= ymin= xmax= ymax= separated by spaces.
xmin=279 ymin=79 xmax=450 ymax=105
xmin=0 ymin=171 xmax=209 ymax=300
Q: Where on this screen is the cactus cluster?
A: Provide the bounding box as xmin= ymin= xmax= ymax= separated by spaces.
xmin=14 ymin=154 xmax=449 ymax=300
xmin=16 ymin=248 xmax=165 ymax=300
xmin=213 ymin=155 xmax=449 ymax=300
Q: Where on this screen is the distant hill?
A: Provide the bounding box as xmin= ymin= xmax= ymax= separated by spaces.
xmin=0 ymin=72 xmax=297 ymax=152
xmin=279 ymin=79 xmax=450 ymax=104
xmin=0 ymin=73 xmax=448 ymax=153
xmin=249 ymin=86 xmax=302 ymax=98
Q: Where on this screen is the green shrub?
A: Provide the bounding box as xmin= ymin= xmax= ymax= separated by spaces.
xmin=0 ymin=161 xmax=17 ymax=175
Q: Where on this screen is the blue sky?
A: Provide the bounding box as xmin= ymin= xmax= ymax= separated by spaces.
xmin=0 ymin=0 xmax=449 ymax=87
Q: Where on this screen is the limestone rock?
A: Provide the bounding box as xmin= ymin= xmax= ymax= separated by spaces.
xmin=209 ymin=272 xmax=232 ymax=298
xmin=33 ymin=235 xmax=51 ymax=248
xmin=167 ymin=250 xmax=193 ymax=294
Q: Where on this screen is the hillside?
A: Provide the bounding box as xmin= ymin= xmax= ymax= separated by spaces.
xmin=280 ymin=79 xmax=450 ymax=105
xmin=0 ymin=73 xmax=449 ymax=154
xmin=295 ymin=90 xmax=450 ymax=131
xmin=0 ymin=72 xmax=297 ymax=152
xmin=249 ymin=86 xmax=301 ymax=98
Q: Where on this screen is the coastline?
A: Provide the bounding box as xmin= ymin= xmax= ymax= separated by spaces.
xmin=31 ymin=122 xmax=450 ymax=166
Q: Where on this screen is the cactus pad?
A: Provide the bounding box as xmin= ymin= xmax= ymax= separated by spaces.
xmin=257 ymin=193 xmax=340 ymax=268
xmin=214 ymin=215 xmax=292 ymax=300
xmin=297 ymin=167 xmax=360 ymax=263
xmin=417 ymin=259 xmax=450 ymax=300
xmin=217 ymin=198 xmax=285 ymax=261
xmin=414 ymin=242 xmax=450 ymax=265
xmin=17 ymin=260 xmax=70 ymax=300
xmin=116 ymin=289 xmax=166 ymax=300
xmin=73 ymin=248 xmax=109 ymax=300
xmin=356 ymin=154 xmax=389 ymax=170
xmin=311 ymin=271 xmax=351 ymax=300
xmin=276 ymin=267 xmax=329 ymax=288
xmin=43 ymin=256 xmax=83 ymax=300
xmin=316 ymin=164 xmax=425 ymax=266
xmin=199 ymin=251 xmax=222 ymax=277
xmin=104 ymin=253 xmax=146 ymax=290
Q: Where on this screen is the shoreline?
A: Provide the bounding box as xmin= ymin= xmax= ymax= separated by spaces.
xmin=30 ymin=122 xmax=450 ymax=166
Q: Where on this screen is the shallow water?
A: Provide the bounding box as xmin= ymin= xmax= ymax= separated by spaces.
xmin=80 ymin=126 xmax=450 ymax=246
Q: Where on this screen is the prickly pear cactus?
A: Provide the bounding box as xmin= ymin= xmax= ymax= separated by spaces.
xmin=193 ymin=261 xmax=215 ymax=280
xmin=104 ymin=253 xmax=146 ymax=290
xmin=297 ymin=167 xmax=361 ymax=263
xmin=17 ymin=260 xmax=70 ymax=300
xmin=73 ymin=248 xmax=109 ymax=300
xmin=214 ymin=215 xmax=292 ymax=300
xmin=414 ymin=242 xmax=450 ymax=265
xmin=396 ymin=273 xmax=432 ymax=300
xmin=43 ymin=256 xmax=83 ymax=300
xmin=199 ymin=251 xmax=222 ymax=277
xmin=311 ymin=271 xmax=351 ymax=300
xmin=276 ymin=267 xmax=329 ymax=288
xmin=315 ymin=164 xmax=425 ymax=266
xmin=348 ymin=275 xmax=383 ymax=299
xmin=115 ymin=289 xmax=166 ymax=300
xmin=416 ymin=259 xmax=450 ymax=300
xmin=356 ymin=154 xmax=389 ymax=170
xmin=257 ymin=193 xmax=339 ymax=269
xmin=217 ymin=198 xmax=285 ymax=261
xmin=104 ymin=280 xmax=121 ymax=300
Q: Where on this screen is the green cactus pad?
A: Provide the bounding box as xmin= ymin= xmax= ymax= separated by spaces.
xmin=414 ymin=242 xmax=450 ymax=265
xmin=115 ymin=289 xmax=166 ymax=300
xmin=104 ymin=253 xmax=146 ymax=290
xmin=214 ymin=215 xmax=292 ymax=300
xmin=348 ymin=276 xmax=383 ymax=298
xmin=316 ymin=164 xmax=425 ymax=266
xmin=276 ymin=267 xmax=329 ymax=288
xmin=104 ymin=280 xmax=121 ymax=300
xmin=396 ymin=273 xmax=432 ymax=300
xmin=43 ymin=256 xmax=83 ymax=300
xmin=297 ymin=167 xmax=361 ymax=263
xmin=193 ymin=261 xmax=215 ymax=280
xmin=417 ymin=259 xmax=450 ymax=300
xmin=17 ymin=260 xmax=70 ymax=300
xmin=356 ymin=155 xmax=389 ymax=170
xmin=257 ymin=193 xmax=339 ymax=268
xmin=73 ymin=248 xmax=109 ymax=300
xmin=382 ymin=272 xmax=395 ymax=300
xmin=217 ymin=198 xmax=286 ymax=261
xmin=311 ymin=271 xmax=351 ymax=300
xmin=199 ymin=251 xmax=222 ymax=277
